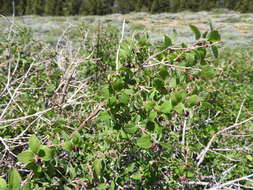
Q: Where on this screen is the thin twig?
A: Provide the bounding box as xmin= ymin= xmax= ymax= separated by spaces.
xmin=143 ymin=41 xmax=222 ymax=66
xmin=186 ymin=181 xmax=209 ymax=186
xmin=182 ymin=119 xmax=187 ymax=146
xmin=219 ymin=165 xmax=237 ymax=183
xmin=207 ymin=173 xmax=253 ymax=190
xmin=0 ymin=101 xmax=83 ymax=125
xmin=0 ymin=108 xmax=53 ymax=124
xmin=197 ymin=116 xmax=253 ymax=166
xmin=235 ymin=99 xmax=245 ymax=123
xmin=0 ymin=62 xmax=34 ymax=120
xmin=71 ymin=103 xmax=104 ymax=137
xmin=143 ymin=61 xmax=202 ymax=71
xmin=116 ymin=18 xmax=126 ymax=72
xmin=0 ymin=137 xmax=17 ymax=158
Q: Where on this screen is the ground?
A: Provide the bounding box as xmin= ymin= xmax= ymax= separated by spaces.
xmin=0 ymin=9 xmax=252 ymax=47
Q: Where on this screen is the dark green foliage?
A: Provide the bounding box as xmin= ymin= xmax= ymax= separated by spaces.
xmin=1 ymin=0 xmax=253 ymax=16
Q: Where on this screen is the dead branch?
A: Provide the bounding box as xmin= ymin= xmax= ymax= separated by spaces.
xmin=207 ymin=173 xmax=253 ymax=190
xmin=197 ymin=116 xmax=253 ymax=166
xmin=71 ymin=103 xmax=104 ymax=137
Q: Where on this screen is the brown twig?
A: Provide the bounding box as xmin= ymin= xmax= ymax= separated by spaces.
xmin=143 ymin=41 xmax=222 ymax=66
xmin=71 ymin=103 xmax=104 ymax=137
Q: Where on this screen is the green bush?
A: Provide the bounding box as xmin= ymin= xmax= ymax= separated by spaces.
xmin=0 ymin=23 xmax=252 ymax=189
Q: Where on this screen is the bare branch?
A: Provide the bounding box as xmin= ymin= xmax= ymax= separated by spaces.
xmin=207 ymin=173 xmax=253 ymax=190
xmin=197 ymin=116 xmax=253 ymax=166
xmin=116 ymin=18 xmax=126 ymax=72
xmin=71 ymin=103 xmax=104 ymax=136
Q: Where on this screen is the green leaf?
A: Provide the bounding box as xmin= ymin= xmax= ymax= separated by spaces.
xmin=159 ymin=66 xmax=169 ymax=80
xmin=17 ymin=150 xmax=34 ymax=165
xmin=169 ymin=78 xmax=177 ymax=88
xmin=39 ymin=146 xmax=53 ymax=161
xmin=132 ymin=172 xmax=142 ymax=180
xmin=211 ymin=46 xmax=219 ymax=58
xmin=246 ymin=155 xmax=253 ymax=161
xmin=119 ymin=92 xmax=129 ymax=105
xmin=208 ymin=30 xmax=221 ymax=42
xmin=174 ymin=103 xmax=185 ymax=114
xmin=149 ymin=110 xmax=157 ymax=121
xmin=189 ymin=25 xmax=201 ymax=40
xmin=100 ymin=88 xmax=110 ymax=98
xmin=63 ymin=141 xmax=73 ymax=152
xmin=171 ymin=90 xmax=186 ymax=106
xmin=72 ymin=132 xmax=81 ymax=145
xmin=188 ymin=95 xmax=201 ymax=106
xmin=99 ymin=111 xmax=111 ymax=121
xmin=8 ymin=168 xmax=21 ymax=190
xmin=112 ymin=79 xmax=124 ymax=91
xmin=186 ymin=171 xmax=195 ymax=178
xmin=153 ymin=78 xmax=164 ymax=90
xmin=136 ymin=135 xmax=152 ymax=149
xmin=196 ymin=47 xmax=207 ymax=60
xmin=160 ymin=143 xmax=174 ymax=153
xmin=202 ymin=31 xmax=208 ymax=38
xmin=29 ymin=135 xmax=41 ymax=154
xmin=0 ymin=177 xmax=7 ymax=190
xmin=158 ymin=100 xmax=172 ymax=114
xmin=94 ymin=159 xmax=102 ymax=178
xmin=144 ymin=101 xmax=155 ymax=111
xmin=109 ymin=181 xmax=116 ymax=190
xmin=200 ymin=66 xmax=216 ymax=80
xmin=64 ymin=186 xmax=72 ymax=190
xmin=164 ymin=35 xmax=172 ymax=48
xmin=123 ymin=124 xmax=138 ymax=134
xmin=98 ymin=183 xmax=107 ymax=190
xmin=146 ymin=121 xmax=155 ymax=131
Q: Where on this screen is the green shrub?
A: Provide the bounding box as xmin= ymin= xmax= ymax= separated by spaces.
xmin=0 ymin=23 xmax=252 ymax=190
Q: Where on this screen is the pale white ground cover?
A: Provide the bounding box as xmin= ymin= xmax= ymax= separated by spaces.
xmin=0 ymin=10 xmax=252 ymax=47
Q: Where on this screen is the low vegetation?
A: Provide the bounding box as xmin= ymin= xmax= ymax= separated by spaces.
xmin=0 ymin=15 xmax=252 ymax=189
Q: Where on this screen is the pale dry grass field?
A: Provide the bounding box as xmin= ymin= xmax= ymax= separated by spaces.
xmin=0 ymin=9 xmax=252 ymax=47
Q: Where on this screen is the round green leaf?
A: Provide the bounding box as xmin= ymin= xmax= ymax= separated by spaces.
xmin=200 ymin=66 xmax=216 ymax=80
xmin=208 ymin=30 xmax=221 ymax=42
xmin=29 ymin=135 xmax=41 ymax=154
xmin=158 ymin=100 xmax=172 ymax=114
xmin=112 ymin=79 xmax=124 ymax=91
xmin=63 ymin=141 xmax=73 ymax=152
xmin=149 ymin=110 xmax=157 ymax=121
xmin=173 ymin=103 xmax=185 ymax=114
xmin=164 ymin=35 xmax=172 ymax=48
xmin=8 ymin=168 xmax=21 ymax=190
xmin=124 ymin=124 xmax=138 ymax=134
xmin=188 ymin=95 xmax=201 ymax=106
xmin=119 ymin=92 xmax=129 ymax=105
xmin=40 ymin=146 xmax=53 ymax=161
xmin=0 ymin=177 xmax=7 ymax=190
xmin=189 ymin=25 xmax=201 ymax=40
xmin=136 ymin=135 xmax=152 ymax=149
xmin=132 ymin=172 xmax=142 ymax=180
xmin=17 ymin=150 xmax=35 ymax=165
